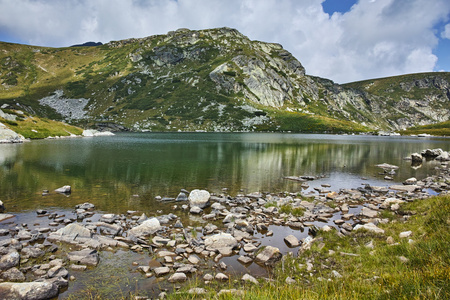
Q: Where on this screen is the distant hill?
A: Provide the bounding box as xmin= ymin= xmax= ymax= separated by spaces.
xmin=70 ymin=42 xmax=103 ymax=47
xmin=0 ymin=27 xmax=448 ymax=133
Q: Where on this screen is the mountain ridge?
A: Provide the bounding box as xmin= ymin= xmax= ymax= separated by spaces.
xmin=0 ymin=27 xmax=449 ymax=133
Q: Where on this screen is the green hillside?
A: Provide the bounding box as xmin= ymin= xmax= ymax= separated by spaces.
xmin=1 ymin=28 xmax=449 ymax=133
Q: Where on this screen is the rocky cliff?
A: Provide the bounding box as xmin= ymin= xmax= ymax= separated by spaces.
xmin=0 ymin=27 xmax=449 ymax=132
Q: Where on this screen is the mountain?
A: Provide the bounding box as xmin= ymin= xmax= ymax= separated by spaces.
xmin=1 ymin=27 xmax=449 ymax=133
xmin=70 ymin=42 xmax=103 ymax=47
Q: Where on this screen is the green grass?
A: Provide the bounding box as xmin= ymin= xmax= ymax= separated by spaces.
xmin=402 ymin=120 xmax=450 ymax=136
xmin=1 ymin=115 xmax=83 ymax=139
xmin=169 ymin=194 xmax=450 ymax=299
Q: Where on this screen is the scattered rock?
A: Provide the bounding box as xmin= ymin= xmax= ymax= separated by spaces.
xmin=284 ymin=235 xmax=300 ymax=247
xmin=128 ymin=218 xmax=161 ymax=238
xmin=0 ymin=281 xmax=58 ymax=300
xmin=255 ymin=246 xmax=282 ymax=266
xmin=168 ymin=272 xmax=187 ymax=283
xmin=354 ymin=223 xmax=385 ymax=234
xmin=242 ymin=273 xmax=258 ymax=284
xmin=399 ymin=231 xmax=412 ymax=238
xmin=55 ymin=185 xmax=71 ymax=194
xmin=188 ymin=189 xmax=211 ymax=209
xmin=67 ymin=249 xmax=99 ymax=266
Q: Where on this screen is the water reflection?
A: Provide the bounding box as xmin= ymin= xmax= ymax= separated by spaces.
xmin=0 ymin=133 xmax=447 ymax=213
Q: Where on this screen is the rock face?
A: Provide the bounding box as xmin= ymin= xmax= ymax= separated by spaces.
xmin=0 ymin=281 xmax=59 ymax=300
xmin=188 ymin=189 xmax=211 ymax=209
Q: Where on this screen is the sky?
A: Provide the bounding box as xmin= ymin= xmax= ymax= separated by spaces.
xmin=0 ymin=0 xmax=449 ymax=83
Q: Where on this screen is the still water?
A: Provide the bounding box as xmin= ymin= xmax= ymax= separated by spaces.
xmin=0 ymin=132 xmax=448 ymax=214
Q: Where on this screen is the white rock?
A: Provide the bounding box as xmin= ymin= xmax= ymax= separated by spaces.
xmin=188 ymin=189 xmax=211 ymax=209
xmin=241 ymin=273 xmax=258 ymax=284
xmin=354 ymin=223 xmax=385 ymax=234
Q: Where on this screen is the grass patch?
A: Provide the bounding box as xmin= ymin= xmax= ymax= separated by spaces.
xmin=170 ymin=194 xmax=449 ymax=299
xmin=402 ymin=120 xmax=450 ymax=136
xmin=2 ymin=115 xmax=83 ymax=139
xmin=279 ymin=204 xmax=305 ymax=217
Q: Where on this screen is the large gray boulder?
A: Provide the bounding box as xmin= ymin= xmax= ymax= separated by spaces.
xmin=255 ymin=246 xmax=282 ymax=266
xmin=188 ymin=189 xmax=211 ymax=209
xmin=0 ymin=251 xmax=20 ymax=271
xmin=128 ymin=218 xmax=161 ymax=238
xmin=0 ymin=281 xmax=58 ymax=300
xmin=67 ymin=249 xmax=99 ymax=266
xmin=1 ymin=267 xmax=25 ymax=282
xmin=204 ymin=233 xmax=238 ymax=253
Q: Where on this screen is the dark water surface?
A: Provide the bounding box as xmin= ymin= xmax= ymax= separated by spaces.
xmin=0 ymin=132 xmax=448 ymax=213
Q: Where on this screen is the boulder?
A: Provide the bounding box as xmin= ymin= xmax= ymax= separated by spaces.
xmin=411 ymin=153 xmax=423 ymax=163
xmin=153 ymin=267 xmax=170 ymax=277
xmin=189 ymin=206 xmax=203 ymax=214
xmin=403 ymin=177 xmax=417 ymax=185
xmin=168 ymin=272 xmax=187 ymax=283
xmin=188 ymin=189 xmax=211 ymax=208
xmin=0 ymin=214 xmax=14 ymax=222
xmin=55 ymin=185 xmax=71 ymax=194
xmin=0 ymin=200 xmax=4 ymax=213
xmin=360 ymin=207 xmax=378 ymax=218
xmin=67 ymin=249 xmax=99 ymax=266
xmin=255 ymin=246 xmax=282 ymax=266
xmin=421 ymin=148 xmax=443 ymax=158
xmin=204 ymin=233 xmax=238 ymax=253
xmin=0 ymin=282 xmax=58 ymax=300
xmin=354 ymin=223 xmax=385 ymax=234
xmin=284 ymin=235 xmax=300 ymax=247
xmin=176 ymin=192 xmax=188 ymax=202
xmin=436 ymin=151 xmax=450 ymax=161
xmin=241 ymin=274 xmax=258 ymax=284
xmin=0 ymin=251 xmax=20 ymax=271
xmin=1 ymin=267 xmax=25 ymax=282
xmin=389 ymin=185 xmax=421 ymax=193
xmin=215 ymin=272 xmax=229 ymax=281
xmin=128 ymin=218 xmax=161 ymax=238
xmin=21 ymin=247 xmax=45 ymax=258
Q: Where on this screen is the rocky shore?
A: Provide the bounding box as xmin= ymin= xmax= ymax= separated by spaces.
xmin=0 ymin=148 xmax=449 ymax=299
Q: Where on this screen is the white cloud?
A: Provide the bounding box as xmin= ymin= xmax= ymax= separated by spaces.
xmin=442 ymin=24 xmax=450 ymax=39
xmin=0 ymin=0 xmax=449 ymax=83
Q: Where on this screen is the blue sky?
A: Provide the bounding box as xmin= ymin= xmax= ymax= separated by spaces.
xmin=0 ymin=0 xmax=449 ymax=83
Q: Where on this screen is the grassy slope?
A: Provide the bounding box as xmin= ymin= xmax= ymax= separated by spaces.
xmin=1 ymin=114 xmax=83 ymax=139
xmin=402 ymin=120 xmax=450 ymax=136
xmin=170 ymin=194 xmax=449 ymax=299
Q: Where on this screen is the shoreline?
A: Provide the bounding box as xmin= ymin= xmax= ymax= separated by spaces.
xmin=0 ymin=149 xmax=449 ymax=299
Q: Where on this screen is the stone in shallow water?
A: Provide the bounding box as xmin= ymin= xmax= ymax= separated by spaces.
xmin=153 ymin=267 xmax=170 ymax=277
xmin=0 ymin=281 xmax=58 ymax=300
xmin=284 ymin=235 xmax=300 ymax=247
xmin=0 ymin=251 xmax=20 ymax=271
xmin=67 ymin=249 xmax=99 ymax=266
xmin=168 ymin=272 xmax=187 ymax=283
xmin=255 ymin=246 xmax=282 ymax=266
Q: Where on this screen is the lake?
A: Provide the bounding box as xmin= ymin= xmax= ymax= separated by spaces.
xmin=0 ymin=132 xmax=448 ymax=214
